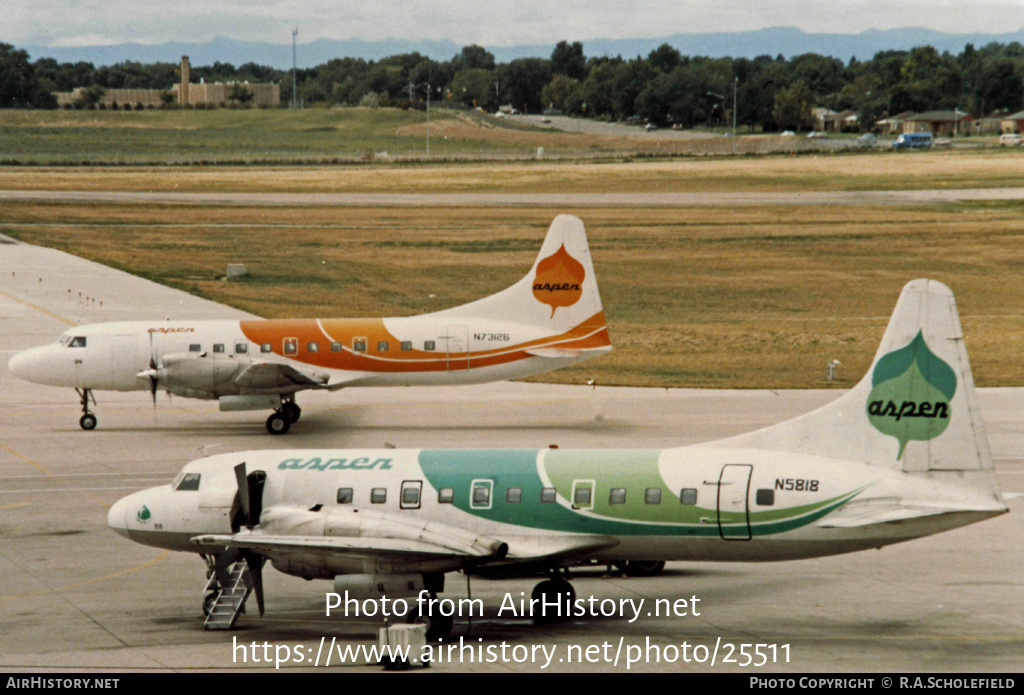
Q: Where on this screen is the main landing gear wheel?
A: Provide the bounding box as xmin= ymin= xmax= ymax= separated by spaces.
xmin=79 ymin=413 xmax=97 ymax=430
xmin=266 ymin=411 xmax=291 ymax=435
xmin=622 ymin=560 xmax=666 ymax=577
xmin=281 ymin=401 xmax=301 ymax=423
xmin=407 ymin=594 xmax=454 ymax=641
xmin=531 ymin=576 xmax=576 ymax=625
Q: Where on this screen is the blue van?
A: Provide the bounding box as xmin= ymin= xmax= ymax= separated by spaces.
xmin=892 ymin=132 xmax=932 ymax=149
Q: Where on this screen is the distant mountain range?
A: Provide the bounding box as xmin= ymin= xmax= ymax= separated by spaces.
xmin=22 ymin=26 xmax=1024 ymax=69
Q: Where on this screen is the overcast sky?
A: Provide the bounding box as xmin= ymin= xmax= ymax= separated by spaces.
xmin=9 ymin=0 xmax=1024 ymax=47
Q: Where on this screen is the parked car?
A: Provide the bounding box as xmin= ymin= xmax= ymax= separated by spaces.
xmin=1000 ymin=133 xmax=1022 ymax=146
xmin=807 ymin=131 xmax=828 ymax=139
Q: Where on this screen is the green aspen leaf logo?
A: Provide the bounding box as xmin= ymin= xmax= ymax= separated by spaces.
xmin=136 ymin=505 xmax=151 ymax=524
xmin=866 ymin=331 xmax=957 ymax=459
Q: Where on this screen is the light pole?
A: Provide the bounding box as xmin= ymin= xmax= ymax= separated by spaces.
xmin=291 ymin=28 xmax=298 ymax=110
xmin=406 ymin=80 xmax=437 ymax=158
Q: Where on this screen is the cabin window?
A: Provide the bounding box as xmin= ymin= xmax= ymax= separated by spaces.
xmin=261 ymin=343 xmax=272 ymax=353
xmin=471 ymin=480 xmax=492 ymax=509
xmin=438 ymin=487 xmax=454 ymax=504
xmin=401 ymin=485 xmax=422 ymax=509
xmin=574 ymin=487 xmax=592 ymax=507
xmin=645 ymin=488 xmax=662 ymax=505
xmin=353 ymin=339 xmax=366 ymax=353
xmin=377 ymin=341 xmax=389 ymax=352
xmin=213 ymin=343 xmax=225 ymax=353
xmin=174 ymin=473 xmax=201 ymax=491
xmin=235 ymin=343 xmax=248 ymax=354
xmin=424 ymin=340 xmax=436 ymax=351
xmin=336 ymin=488 xmax=353 ymax=504
xmin=506 ymin=487 xmax=522 ymax=504
xmin=307 ymin=342 xmax=319 ymax=353
xmin=284 ymin=339 xmax=297 ymax=355
xmin=370 ymin=488 xmax=387 ymax=504
xmin=189 ymin=344 xmax=201 ymax=352
xmin=331 ymin=342 xmax=343 ymax=352
xmin=401 ymin=341 xmax=412 ymax=351
xmin=69 ymin=336 xmax=87 ymax=348
xmin=609 ymin=488 xmax=626 ymax=505
xmin=540 ymin=487 xmax=557 ymax=504
xmin=756 ymin=489 xmax=775 ymax=506
xmin=679 ymin=488 xmax=698 ymax=505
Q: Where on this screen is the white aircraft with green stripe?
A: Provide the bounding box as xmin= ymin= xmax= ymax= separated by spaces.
xmin=108 ymin=279 xmax=1010 ymax=638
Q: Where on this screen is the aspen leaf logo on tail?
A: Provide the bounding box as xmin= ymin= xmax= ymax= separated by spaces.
xmin=866 ymin=330 xmax=957 ymax=459
xmin=532 ymin=244 xmax=585 ymax=318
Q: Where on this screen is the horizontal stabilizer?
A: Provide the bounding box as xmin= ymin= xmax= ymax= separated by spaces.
xmin=525 ymin=346 xmax=612 ymax=359
xmin=816 ymin=497 xmax=1002 ymax=528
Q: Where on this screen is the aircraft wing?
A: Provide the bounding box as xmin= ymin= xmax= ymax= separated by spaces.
xmin=233 ymin=362 xmax=331 ymax=391
xmin=502 ymin=534 xmax=620 ymax=562
xmin=192 ymin=533 xmax=507 ymax=564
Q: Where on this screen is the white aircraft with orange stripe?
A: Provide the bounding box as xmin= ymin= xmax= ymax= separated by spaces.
xmin=8 ymin=215 xmax=611 ymax=434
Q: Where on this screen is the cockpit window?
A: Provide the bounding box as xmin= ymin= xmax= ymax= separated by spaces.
xmin=174 ymin=473 xmax=201 ymax=491
xmin=67 ymin=336 xmax=87 ymax=348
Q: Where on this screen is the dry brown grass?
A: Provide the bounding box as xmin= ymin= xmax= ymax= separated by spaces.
xmin=5 ymin=201 xmax=1023 ymax=389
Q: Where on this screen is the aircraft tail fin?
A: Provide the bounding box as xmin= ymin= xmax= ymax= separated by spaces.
xmin=429 ymin=215 xmax=609 ymax=344
xmin=717 ymin=279 xmax=1002 ymax=502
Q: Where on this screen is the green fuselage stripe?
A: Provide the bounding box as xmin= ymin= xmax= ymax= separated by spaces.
xmin=418 ymin=450 xmax=860 ymax=538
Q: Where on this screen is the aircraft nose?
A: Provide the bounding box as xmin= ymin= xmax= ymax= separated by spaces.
xmin=108 ymin=495 xmax=131 ymax=540
xmin=7 ymin=344 xmax=73 ymax=386
xmin=8 ymin=349 xmax=35 ymax=381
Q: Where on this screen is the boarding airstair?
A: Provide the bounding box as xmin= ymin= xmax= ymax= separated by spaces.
xmin=203 ymin=560 xmax=252 ymax=630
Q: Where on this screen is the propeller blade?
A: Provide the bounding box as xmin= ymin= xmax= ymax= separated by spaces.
xmin=234 ymin=463 xmax=251 ymax=529
xmin=246 ymin=553 xmax=265 ymax=616
xmin=247 ymin=470 xmax=266 ymax=528
xmin=148 ymin=331 xmax=158 ymax=407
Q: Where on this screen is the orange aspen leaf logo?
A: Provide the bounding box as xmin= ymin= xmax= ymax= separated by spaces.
xmin=532 ymin=244 xmax=585 ymax=318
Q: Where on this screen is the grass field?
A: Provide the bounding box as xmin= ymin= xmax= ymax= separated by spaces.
xmin=2 ymin=109 xmax=1022 ymax=388
xmin=0 ymin=108 xmax=696 ymax=164
xmin=4 ymin=198 xmax=1023 ymax=389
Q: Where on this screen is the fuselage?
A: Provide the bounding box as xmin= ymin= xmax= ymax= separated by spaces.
xmin=9 ymin=313 xmax=611 ymax=398
xmin=109 ymin=446 xmax=1006 ymax=579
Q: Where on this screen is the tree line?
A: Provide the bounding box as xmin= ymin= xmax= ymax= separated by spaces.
xmin=2 ymin=39 xmax=1024 ymax=130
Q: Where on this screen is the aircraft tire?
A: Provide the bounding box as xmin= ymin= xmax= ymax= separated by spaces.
xmin=266 ymin=412 xmax=291 ymax=435
xmin=622 ymin=560 xmax=666 ymax=577
xmin=282 ymin=402 xmax=301 ymax=423
xmin=531 ymin=577 xmax=575 ymax=624
xmin=203 ymin=591 xmax=218 ymax=616
xmin=407 ymin=604 xmax=454 ymax=641
xmin=80 ymin=413 xmax=97 ymax=430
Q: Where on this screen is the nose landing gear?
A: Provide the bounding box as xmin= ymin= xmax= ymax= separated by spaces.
xmin=76 ymin=388 xmax=97 ymax=430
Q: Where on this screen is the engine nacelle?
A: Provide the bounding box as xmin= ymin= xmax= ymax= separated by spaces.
xmin=219 ymin=394 xmax=282 ymax=412
xmin=332 ymin=573 xmax=425 ymax=600
xmin=271 ymin=558 xmax=333 ymax=580
xmin=147 ymin=353 xmax=248 ymax=399
xmin=259 ymin=506 xmax=508 ymax=560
